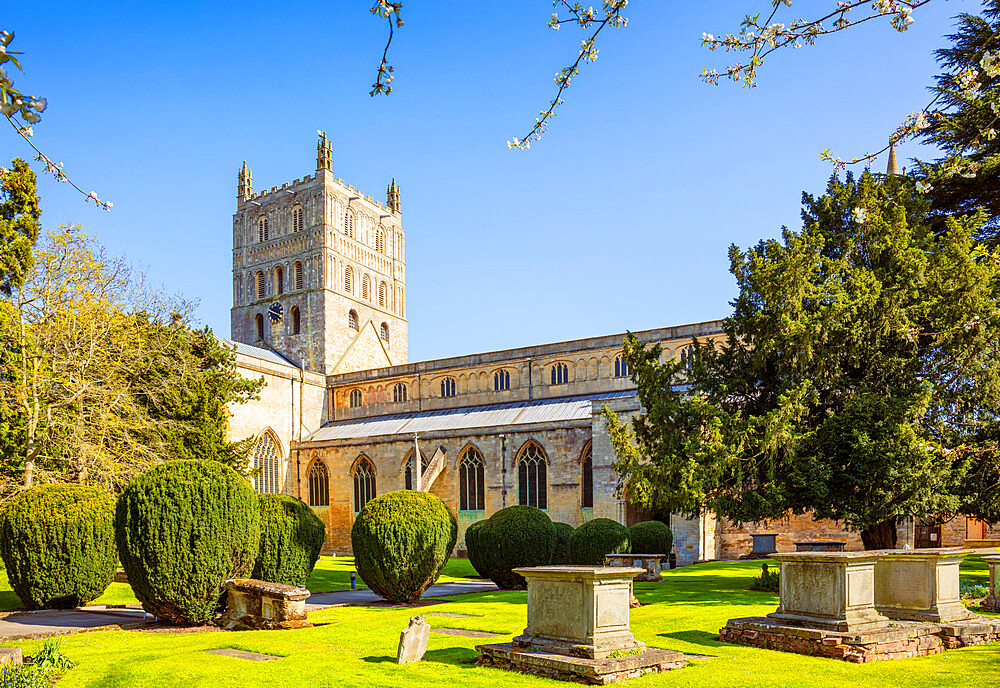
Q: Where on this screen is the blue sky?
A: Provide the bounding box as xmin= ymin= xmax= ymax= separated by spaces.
xmin=4 ymin=1 xmax=968 ymax=362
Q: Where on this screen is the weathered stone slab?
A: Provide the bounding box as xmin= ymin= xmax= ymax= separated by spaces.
xmin=204 ymin=648 xmax=281 ymax=661
xmin=477 ymin=642 xmax=687 ymax=685
xmin=875 ymin=548 xmax=974 ymax=622
xmin=767 ymin=552 xmax=889 ymax=633
xmin=0 ymin=648 xmax=22 ymax=665
xmin=432 ymin=627 xmax=502 ymax=638
xmin=218 ymin=579 xmax=311 ymax=631
xmin=397 ymin=615 xmax=430 ymax=664
xmin=794 ymin=541 xmax=846 ymax=552
xmin=605 ymin=555 xmax=664 ymax=583
xmin=982 ymin=555 xmax=1000 ymax=612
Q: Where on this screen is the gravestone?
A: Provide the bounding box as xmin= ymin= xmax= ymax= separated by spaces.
xmin=218 ymin=579 xmax=311 ymax=631
xmin=794 ymin=541 xmax=846 ymax=552
xmin=874 ymin=548 xmax=974 ymax=622
xmin=606 ymin=554 xmax=665 ymax=582
xmin=746 ymin=533 xmax=778 ymax=559
xmin=981 ymin=555 xmax=1000 ymax=612
xmin=0 ymin=649 xmax=21 ymax=666
xmin=397 ymin=615 xmax=430 ymax=664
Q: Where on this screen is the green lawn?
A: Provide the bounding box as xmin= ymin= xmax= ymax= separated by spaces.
xmin=0 ymin=556 xmax=482 ymax=611
xmin=4 ymin=558 xmax=998 ymax=688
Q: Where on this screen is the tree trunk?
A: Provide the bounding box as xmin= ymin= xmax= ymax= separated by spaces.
xmin=860 ymin=517 xmax=897 ymax=550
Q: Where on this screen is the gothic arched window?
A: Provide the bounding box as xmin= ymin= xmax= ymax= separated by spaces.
xmin=348 ymin=310 xmax=359 ymax=331
xmin=393 ymin=382 xmax=407 ymax=403
xmin=582 ymin=444 xmax=594 ymax=508
xmin=459 ymin=446 xmax=486 ymax=511
xmin=344 ymin=211 xmax=355 ymax=239
xmin=255 ymin=313 xmax=264 ymax=341
xmin=256 ymin=271 xmax=265 ymax=300
xmin=440 ymin=377 xmax=456 ymax=398
xmin=291 ymin=306 xmax=301 ymax=335
xmin=353 ymin=457 xmax=376 ymax=513
xmin=294 ymin=261 xmax=304 ymax=290
xmin=308 ymin=458 xmax=329 ymax=507
xmin=252 ymin=430 xmax=281 ymax=495
xmin=550 ymin=362 xmax=569 ymax=385
xmin=258 ymin=216 xmax=269 ymax=242
xmin=292 ymin=207 xmax=303 ymax=233
xmin=679 ymin=345 xmax=695 ymax=369
xmin=494 ymin=369 xmax=510 ymax=391
xmin=275 ymin=266 xmax=284 ymax=295
xmin=345 ymin=266 xmax=353 ymax=293
xmin=362 ymin=275 xmax=370 ymax=301
xmin=518 ymin=441 xmax=547 ymax=510
xmin=380 ymin=322 xmax=390 ymax=345
xmin=404 ymin=451 xmax=427 ymax=491
xmin=376 ymin=229 xmax=385 ymax=253
xmin=614 ymin=355 xmax=630 ymax=378
xmin=378 ymin=281 xmax=387 ymax=307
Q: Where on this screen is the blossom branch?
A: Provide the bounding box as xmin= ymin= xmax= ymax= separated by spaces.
xmin=370 ymin=1 xmax=403 ymax=97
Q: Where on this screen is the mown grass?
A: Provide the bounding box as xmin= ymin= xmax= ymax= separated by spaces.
xmin=4 ymin=557 xmax=998 ymax=688
xmin=0 ymin=557 xmax=482 ymax=611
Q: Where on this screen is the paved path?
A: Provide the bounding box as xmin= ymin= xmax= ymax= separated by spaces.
xmin=0 ymin=581 xmax=499 ymax=641
xmin=306 ymin=580 xmax=498 ymax=609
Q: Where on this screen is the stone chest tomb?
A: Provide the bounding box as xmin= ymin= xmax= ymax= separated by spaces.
xmin=219 ymin=579 xmax=311 ymax=631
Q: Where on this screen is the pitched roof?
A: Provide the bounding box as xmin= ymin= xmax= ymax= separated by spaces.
xmin=217 ymin=337 xmax=298 ymax=368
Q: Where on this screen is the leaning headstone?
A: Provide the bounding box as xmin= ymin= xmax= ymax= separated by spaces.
xmin=0 ymin=648 xmax=22 ymax=666
xmin=397 ymin=615 xmax=430 ymax=664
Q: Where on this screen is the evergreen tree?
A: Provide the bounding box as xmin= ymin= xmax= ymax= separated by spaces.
xmin=0 ymin=159 xmax=40 ymax=297
xmin=608 ymin=171 xmax=1000 ymax=548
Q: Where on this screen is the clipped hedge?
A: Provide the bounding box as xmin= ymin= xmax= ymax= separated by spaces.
xmin=0 ymin=484 xmax=116 ymax=610
xmin=115 ymin=460 xmax=260 ymax=624
xmin=253 ymin=494 xmax=326 ymax=586
xmin=569 ymin=518 xmax=630 ymax=565
xmin=628 ymin=520 xmax=673 ymax=557
xmin=466 ymin=505 xmax=556 ymax=589
xmin=464 ymin=519 xmax=489 ymax=578
xmin=551 ymin=522 xmax=575 ymax=565
xmin=351 ymin=490 xmax=457 ymax=603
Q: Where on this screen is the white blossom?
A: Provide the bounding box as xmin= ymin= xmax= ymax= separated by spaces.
xmin=853 ymin=207 xmax=867 ymax=223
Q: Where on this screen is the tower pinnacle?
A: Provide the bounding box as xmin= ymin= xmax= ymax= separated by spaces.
xmin=387 ymin=177 xmax=401 ymax=213
xmin=887 ymin=139 xmax=899 ymax=176
xmin=316 ymin=131 xmax=333 ymax=172
xmin=238 ymin=161 xmax=253 ymax=201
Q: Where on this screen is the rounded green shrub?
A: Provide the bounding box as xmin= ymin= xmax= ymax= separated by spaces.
xmin=628 ymin=520 xmax=673 ymax=556
xmin=351 ymin=490 xmax=457 ymax=603
xmin=464 ymin=519 xmax=489 ymax=578
xmin=569 ymin=518 xmax=630 ymax=565
xmin=115 ymin=460 xmax=260 ymax=624
xmin=467 ymin=505 xmax=556 ymax=589
xmin=0 ymin=484 xmax=116 ymax=610
xmin=252 ymin=494 xmax=326 ymax=586
xmin=551 ymin=522 xmax=575 ymax=565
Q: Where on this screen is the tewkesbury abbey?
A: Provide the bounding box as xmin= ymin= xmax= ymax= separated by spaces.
xmin=226 ymin=133 xmax=997 ymax=564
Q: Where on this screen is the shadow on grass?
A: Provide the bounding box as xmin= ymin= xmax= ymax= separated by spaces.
xmin=657 ymin=630 xmax=724 ymax=648
xmin=361 ymin=648 xmax=480 ymax=667
xmin=0 ymin=591 xmax=23 ymax=612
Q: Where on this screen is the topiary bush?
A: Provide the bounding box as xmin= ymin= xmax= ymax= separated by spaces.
xmin=628 ymin=520 xmax=673 ymax=557
xmin=351 ymin=490 xmax=457 ymax=603
xmin=466 ymin=505 xmax=556 ymax=589
xmin=464 ymin=519 xmax=489 ymax=578
xmin=115 ymin=460 xmax=260 ymax=624
xmin=551 ymin=522 xmax=575 ymax=565
xmin=0 ymin=484 xmax=117 ymax=610
xmin=252 ymin=494 xmax=326 ymax=586
xmin=569 ymin=518 xmax=630 ymax=565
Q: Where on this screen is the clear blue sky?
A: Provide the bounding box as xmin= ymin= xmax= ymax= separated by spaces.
xmin=3 ymin=1 xmax=968 ymax=362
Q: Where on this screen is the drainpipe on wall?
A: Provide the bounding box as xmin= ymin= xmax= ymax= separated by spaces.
xmin=527 ymin=358 xmax=532 ymax=401
xmin=417 ymin=373 xmax=422 ymax=411
xmin=500 ymin=433 xmax=507 ymax=508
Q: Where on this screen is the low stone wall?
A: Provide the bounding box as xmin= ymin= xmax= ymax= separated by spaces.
xmin=718 ymin=514 xmax=863 ymax=560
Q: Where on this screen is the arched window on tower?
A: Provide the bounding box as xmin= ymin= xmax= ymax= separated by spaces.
xmin=459 ymin=446 xmax=486 ymax=512
xmin=393 ymin=382 xmax=407 ymax=403
xmin=494 ymin=370 xmax=510 ymax=391
xmin=404 ymin=451 xmax=427 ymax=491
xmin=275 ymin=266 xmax=284 ymax=295
xmin=518 ymin=442 xmax=547 ymax=510
xmin=252 ymin=430 xmax=281 ymax=494
xmin=344 ymin=211 xmax=355 ymax=239
xmin=353 ymin=456 xmax=376 ymax=513
xmin=349 ymin=389 xmax=363 ymax=407
xmin=380 ymin=322 xmax=389 ymax=346
xmin=440 ymin=377 xmax=456 ymax=398
xmin=550 ymin=362 xmax=569 ymax=385
xmin=362 ymin=275 xmax=370 ymax=301
xmin=376 ymin=228 xmax=385 ymax=253
xmin=255 ymin=313 xmax=264 ymax=341
xmin=614 ymin=355 xmax=631 ymax=378
xmin=294 ymin=261 xmax=304 ymax=290
xmin=378 ymin=281 xmax=387 ymax=308
xmin=291 ymin=306 xmax=301 ymax=335
xmin=345 ymin=266 xmax=353 ymax=293
xmin=308 ymin=459 xmax=329 ymax=507
xmin=292 ymin=207 xmax=303 ymax=233
xmin=256 ymin=271 xmax=265 ymax=300
xmin=581 ymin=444 xmax=594 ymax=509
xmin=348 ymin=310 xmax=359 ymax=331
xmin=258 ymin=216 xmax=269 ymax=242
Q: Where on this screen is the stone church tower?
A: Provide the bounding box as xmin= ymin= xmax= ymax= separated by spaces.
xmin=231 ymin=133 xmax=408 ymax=374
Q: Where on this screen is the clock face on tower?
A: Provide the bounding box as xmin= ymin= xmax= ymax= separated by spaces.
xmin=267 ymin=302 xmax=283 ymax=324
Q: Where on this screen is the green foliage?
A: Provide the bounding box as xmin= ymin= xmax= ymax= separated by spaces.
xmin=0 ymin=159 xmax=40 ymax=298
xmin=960 ymin=581 xmax=989 ymax=599
xmin=351 ymin=490 xmax=457 ymax=603
xmin=465 ymin=505 xmax=556 ymax=589
xmin=569 ymin=518 xmax=630 ymax=565
xmin=114 ymin=460 xmax=260 ymax=624
xmin=464 ymin=519 xmax=489 ymax=577
xmin=750 ymin=565 xmax=780 ymax=592
xmin=252 ymin=494 xmax=325 ymax=586
xmin=0 ymin=663 xmax=50 ymax=688
xmin=551 ymin=522 xmax=574 ymax=565
xmin=0 ymin=484 xmax=116 ymax=609
xmin=609 ymin=171 xmax=1000 ymax=546
xmin=30 ymin=639 xmax=75 ymax=672
xmin=628 ymin=520 xmax=673 ymax=556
